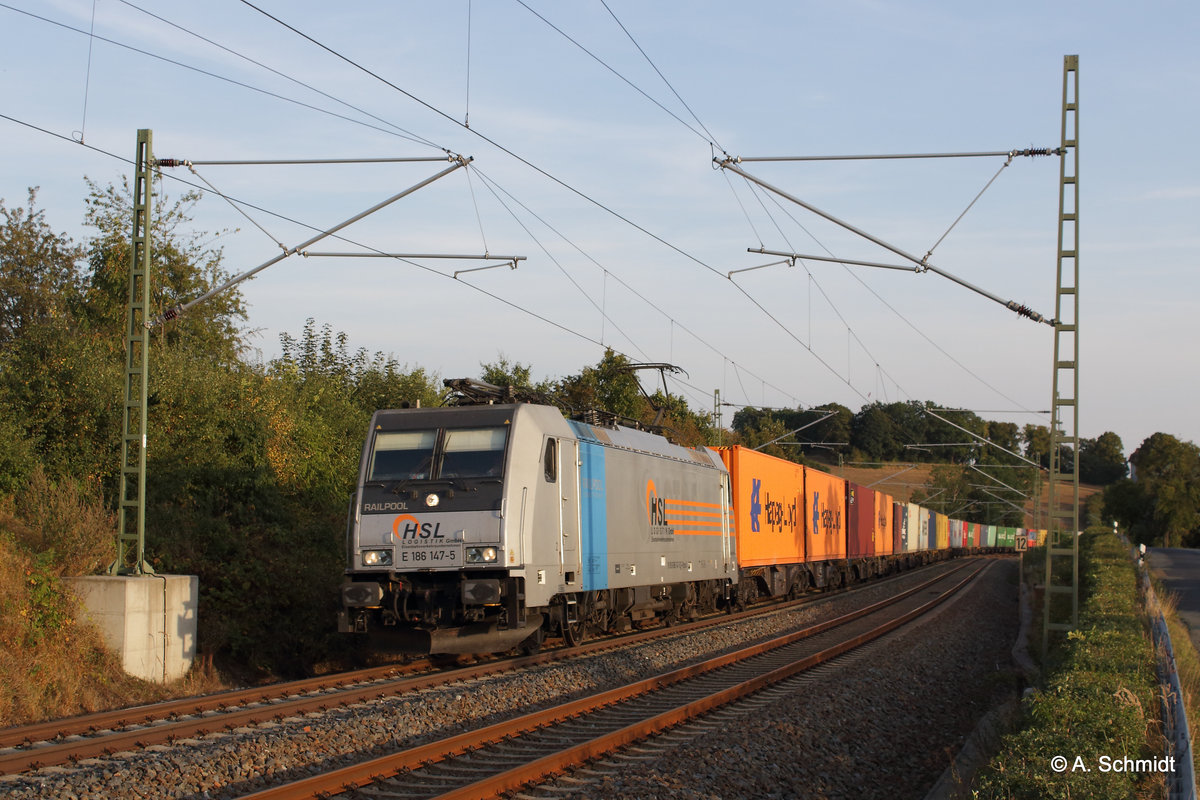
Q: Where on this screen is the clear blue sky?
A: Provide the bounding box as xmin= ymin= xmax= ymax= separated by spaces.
xmin=3 ymin=1 xmax=1198 ymax=457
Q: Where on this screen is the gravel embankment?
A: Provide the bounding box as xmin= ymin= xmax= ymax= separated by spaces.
xmin=0 ymin=560 xmax=1012 ymax=800
xmin=546 ymin=558 xmax=1021 ymax=800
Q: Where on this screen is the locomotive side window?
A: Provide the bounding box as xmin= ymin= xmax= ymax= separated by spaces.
xmin=544 ymin=438 xmax=557 ymax=482
xmin=440 ymin=427 xmax=509 ymax=478
xmin=368 ymin=430 xmax=437 ymax=481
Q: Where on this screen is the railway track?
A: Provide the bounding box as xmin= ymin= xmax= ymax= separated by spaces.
xmin=0 ymin=559 xmax=967 ymax=777
xmin=240 ymin=561 xmax=988 ymax=800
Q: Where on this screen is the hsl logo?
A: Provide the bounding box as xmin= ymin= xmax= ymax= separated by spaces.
xmin=646 ymin=480 xmax=668 ymax=527
xmin=392 ymin=514 xmax=444 ymax=541
xmin=750 ymin=478 xmax=762 ymax=532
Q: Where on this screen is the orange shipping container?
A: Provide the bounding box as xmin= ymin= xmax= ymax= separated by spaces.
xmin=874 ymin=490 xmax=894 ymax=556
xmin=806 ymin=466 xmax=846 ymax=561
xmin=718 ymin=446 xmax=805 ymax=567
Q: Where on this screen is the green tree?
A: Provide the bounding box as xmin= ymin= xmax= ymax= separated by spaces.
xmin=81 ymin=178 xmax=246 ymax=361
xmin=881 ymin=401 xmax=929 ymax=451
xmin=1102 ymin=479 xmax=1152 ymax=543
xmin=735 ymin=414 xmax=791 ymax=460
xmin=480 ymin=354 xmax=545 ymax=392
xmin=0 ymin=188 xmax=85 ymax=345
xmin=1024 ymin=424 xmax=1052 ymax=468
xmin=923 ymin=405 xmax=985 ymax=464
xmin=1078 ymin=431 xmax=1127 ymax=485
xmin=1127 ymin=433 xmax=1200 ymax=547
xmin=555 ymin=349 xmax=644 ymax=420
xmin=985 ymin=421 xmax=1021 ymax=460
xmin=850 ymin=403 xmax=899 ymax=461
xmin=0 ymin=188 xmax=117 ymax=489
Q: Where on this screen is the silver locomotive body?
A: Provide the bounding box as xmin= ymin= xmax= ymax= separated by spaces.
xmin=339 ymin=401 xmax=737 ymax=654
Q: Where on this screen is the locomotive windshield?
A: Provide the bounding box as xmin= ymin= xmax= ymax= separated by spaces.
xmin=440 ymin=427 xmax=508 ymax=478
xmin=366 ymin=426 xmax=508 ymax=483
xmin=368 ymin=430 xmax=437 ymax=481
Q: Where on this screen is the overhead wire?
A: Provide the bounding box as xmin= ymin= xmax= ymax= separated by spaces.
xmin=467 ymin=165 xmax=801 ymax=406
xmin=4 ymin=1 xmax=808 ymax=411
xmin=0 ymin=2 xmax=716 ymax=392
xmin=511 ymin=0 xmax=714 ymax=147
xmin=468 ymin=166 xmax=649 ymax=360
xmin=90 ymin=0 xmax=445 ymax=150
xmin=530 ymin=0 xmax=881 ymax=405
xmin=0 ymin=108 xmax=619 ymax=359
xmin=463 ymin=165 xmax=490 ymax=256
xmin=74 ymin=0 xmax=98 ymax=144
xmin=922 ymin=154 xmax=1013 ymax=263
xmin=233 ymin=0 xmax=738 ymax=287
xmin=597 ymin=0 xmax=726 ymax=153
xmin=11 ymin=2 xmax=1043 ymax=427
xmin=213 ymin=0 xmax=831 ymax=411
xmin=464 ymin=0 xmax=473 ymax=128
xmin=721 ymin=169 xmax=765 ymax=250
xmin=756 ymin=185 xmax=893 ymax=380
xmin=739 ymin=168 xmax=1040 ymax=416
xmin=725 ymin=158 xmax=1048 ymax=459
xmin=0 ymin=7 xmax=420 ymax=147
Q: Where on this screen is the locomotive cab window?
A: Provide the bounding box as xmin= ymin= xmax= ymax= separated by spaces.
xmin=543 ymin=438 xmax=557 ymax=482
xmin=368 ymin=430 xmax=436 ymax=481
xmin=440 ymin=427 xmax=509 ymax=478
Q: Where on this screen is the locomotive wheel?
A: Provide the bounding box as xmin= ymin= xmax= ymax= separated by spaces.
xmin=560 ymin=595 xmax=585 ymax=647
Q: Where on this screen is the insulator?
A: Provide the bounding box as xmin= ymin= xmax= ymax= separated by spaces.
xmin=1005 ymin=301 xmax=1044 ymax=323
xmin=162 ymin=306 xmax=180 ymax=321
xmin=155 ymin=159 xmax=186 ymax=168
xmin=1012 ymin=148 xmax=1058 ymax=158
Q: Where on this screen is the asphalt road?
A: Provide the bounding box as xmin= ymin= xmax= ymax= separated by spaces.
xmin=1147 ymin=546 xmax=1200 ymax=654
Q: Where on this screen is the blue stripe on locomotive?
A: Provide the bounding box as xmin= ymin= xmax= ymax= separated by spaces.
xmin=578 ymin=439 xmax=609 ymax=591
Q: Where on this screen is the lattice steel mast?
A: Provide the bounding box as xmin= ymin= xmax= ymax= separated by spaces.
xmin=109 ymin=132 xmax=478 ymax=574
xmin=110 ymin=129 xmax=155 ymax=575
xmin=1043 ymin=55 xmax=1081 ymax=648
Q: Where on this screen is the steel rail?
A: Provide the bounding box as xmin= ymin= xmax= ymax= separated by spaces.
xmin=442 ymin=563 xmax=987 ymax=800
xmin=1 ymin=561 xmax=970 ymax=776
xmin=238 ymin=562 xmax=984 ymax=800
xmin=0 ymin=664 xmax=416 ymax=751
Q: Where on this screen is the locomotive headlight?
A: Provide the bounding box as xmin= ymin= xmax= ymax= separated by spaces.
xmin=466 ymin=546 xmax=498 ymax=564
xmin=361 ymin=549 xmax=394 ymax=567
xmin=425 ymin=493 xmax=440 ymax=507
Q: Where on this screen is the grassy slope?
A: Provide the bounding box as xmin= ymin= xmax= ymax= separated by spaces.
xmin=973 ymin=530 xmax=1164 ymax=800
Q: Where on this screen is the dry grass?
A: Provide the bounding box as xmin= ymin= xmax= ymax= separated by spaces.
xmin=1154 ymin=589 xmax=1200 ymax=781
xmin=0 ymin=469 xmax=229 ymax=727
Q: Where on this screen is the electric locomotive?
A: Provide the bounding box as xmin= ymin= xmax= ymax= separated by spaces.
xmin=338 ymin=380 xmax=738 ymax=654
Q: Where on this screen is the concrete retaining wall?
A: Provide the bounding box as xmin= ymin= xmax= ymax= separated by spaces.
xmin=66 ymin=575 xmax=198 ymax=683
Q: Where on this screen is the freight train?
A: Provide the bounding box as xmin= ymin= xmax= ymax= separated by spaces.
xmin=338 ymin=380 xmax=1040 ymax=654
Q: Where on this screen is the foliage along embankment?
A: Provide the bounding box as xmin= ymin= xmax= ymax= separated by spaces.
xmin=973 ymin=530 xmax=1164 ymax=800
xmin=0 ymin=470 xmax=181 ymax=725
